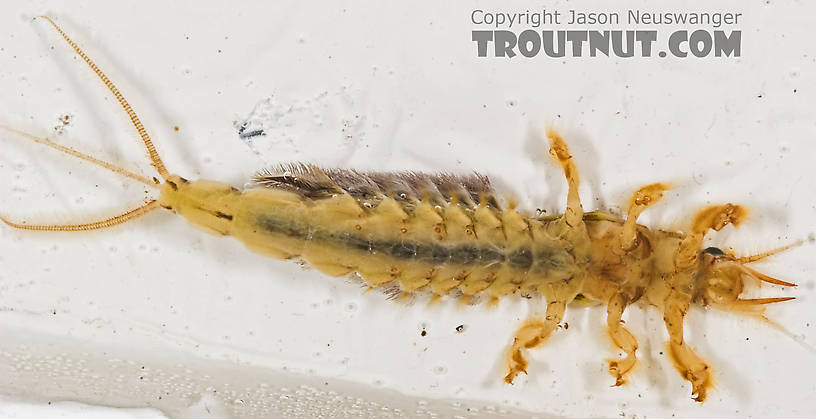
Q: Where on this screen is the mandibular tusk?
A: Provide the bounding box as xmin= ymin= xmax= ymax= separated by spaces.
xmin=736 ymin=297 xmax=796 ymax=305
xmin=742 ymin=266 xmax=798 ymax=287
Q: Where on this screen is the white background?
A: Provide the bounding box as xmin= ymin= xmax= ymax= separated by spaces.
xmin=0 ymin=1 xmax=814 ymax=418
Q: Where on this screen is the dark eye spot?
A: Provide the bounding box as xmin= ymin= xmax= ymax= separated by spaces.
xmin=214 ymin=211 xmax=233 ymax=221
xmin=703 ymin=247 xmax=725 ymax=256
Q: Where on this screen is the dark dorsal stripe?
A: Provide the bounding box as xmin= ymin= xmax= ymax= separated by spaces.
xmin=254 ymin=214 xmax=533 ymax=268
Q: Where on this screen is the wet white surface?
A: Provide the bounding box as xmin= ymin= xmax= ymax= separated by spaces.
xmin=0 ymin=1 xmax=814 ymax=418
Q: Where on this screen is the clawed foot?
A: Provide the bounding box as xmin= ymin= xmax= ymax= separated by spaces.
xmin=683 ymin=365 xmax=712 ymax=402
xmin=607 ymin=353 xmax=636 ymax=387
xmin=504 ymin=342 xmax=529 ymax=384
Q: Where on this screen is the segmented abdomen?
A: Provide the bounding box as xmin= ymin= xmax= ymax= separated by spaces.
xmin=231 ymin=165 xmax=579 ymax=300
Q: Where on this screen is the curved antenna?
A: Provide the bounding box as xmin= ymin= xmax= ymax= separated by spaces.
xmin=38 ymin=15 xmax=170 ymax=180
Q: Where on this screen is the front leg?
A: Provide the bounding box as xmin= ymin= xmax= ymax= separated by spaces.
xmin=676 ymin=203 xmax=747 ymax=269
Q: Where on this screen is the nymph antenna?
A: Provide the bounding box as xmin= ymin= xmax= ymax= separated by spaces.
xmin=38 ymin=15 xmax=170 ymax=180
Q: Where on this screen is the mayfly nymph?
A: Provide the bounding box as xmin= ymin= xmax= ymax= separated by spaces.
xmin=0 ymin=17 xmax=799 ymax=403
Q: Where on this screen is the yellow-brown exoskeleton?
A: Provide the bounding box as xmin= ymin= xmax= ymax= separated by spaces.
xmin=0 ymin=17 xmax=798 ymax=403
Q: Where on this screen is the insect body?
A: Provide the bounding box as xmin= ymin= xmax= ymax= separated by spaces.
xmin=0 ymin=17 xmax=799 ymax=403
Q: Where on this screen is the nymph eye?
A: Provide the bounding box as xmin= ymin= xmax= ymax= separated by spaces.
xmin=703 ymin=247 xmax=725 ymax=256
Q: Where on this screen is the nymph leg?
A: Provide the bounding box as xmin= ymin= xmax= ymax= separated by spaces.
xmin=603 ymin=184 xmax=669 ymax=383
xmin=547 ymin=129 xmax=583 ymax=228
xmin=606 ymin=293 xmax=639 ymax=386
xmin=663 ymin=292 xmax=711 ymax=402
xmin=504 ymin=298 xmax=566 ymax=384
xmin=676 ymin=204 xmax=747 ymax=269
xmin=621 ymin=183 xmax=670 ymax=250
xmin=504 ymin=280 xmax=581 ymax=384
xmin=662 ymin=204 xmax=746 ymax=402
xmin=503 ymin=130 xmax=588 ymax=384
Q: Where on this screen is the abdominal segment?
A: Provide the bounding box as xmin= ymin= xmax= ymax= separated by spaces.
xmin=229 ymin=186 xmax=576 ymax=300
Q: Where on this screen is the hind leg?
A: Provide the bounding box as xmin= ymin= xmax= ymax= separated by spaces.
xmin=504 ymin=279 xmax=583 ymax=384
xmin=504 ymin=298 xmax=566 ymax=384
xmin=606 ymin=293 xmax=639 ymax=386
xmin=547 ymin=129 xmax=583 ymax=228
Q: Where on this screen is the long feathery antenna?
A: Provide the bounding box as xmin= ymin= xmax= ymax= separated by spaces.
xmin=0 ymin=124 xmax=159 ymax=189
xmin=38 ymin=15 xmax=170 ymax=180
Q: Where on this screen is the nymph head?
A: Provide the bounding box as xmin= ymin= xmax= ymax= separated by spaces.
xmin=694 ymin=244 xmax=797 ymax=310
